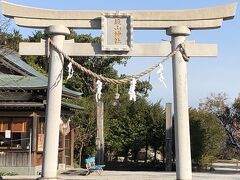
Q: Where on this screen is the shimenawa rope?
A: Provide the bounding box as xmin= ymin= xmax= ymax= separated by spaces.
xmin=48 ymin=38 xmax=189 ymax=84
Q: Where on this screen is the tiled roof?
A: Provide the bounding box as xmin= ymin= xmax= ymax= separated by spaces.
xmin=0 ymin=48 xmax=82 ymax=98
xmin=0 ymin=74 xmax=47 ymax=89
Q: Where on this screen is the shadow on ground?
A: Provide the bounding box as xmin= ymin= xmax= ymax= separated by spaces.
xmin=61 ymin=169 xmax=88 ymax=176
xmin=210 ymin=170 xmax=240 ymax=174
xmin=104 ymin=161 xmax=167 ymax=171
xmin=60 ymin=161 xmax=240 ymax=177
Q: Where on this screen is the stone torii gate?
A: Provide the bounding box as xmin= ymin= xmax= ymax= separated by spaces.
xmin=2 ymin=1 xmax=237 ymax=180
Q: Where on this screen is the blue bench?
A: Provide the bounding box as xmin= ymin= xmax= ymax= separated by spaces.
xmin=85 ymin=157 xmax=105 ymax=175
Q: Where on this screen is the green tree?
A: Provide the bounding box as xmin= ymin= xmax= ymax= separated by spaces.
xmin=0 ymin=17 xmax=10 ymax=46
xmin=0 ymin=17 xmax=22 ymax=51
xmin=1 ymin=29 xmax=23 ymax=51
xmin=190 ymin=108 xmax=227 ymax=166
xmin=69 ymin=97 xmax=96 ymax=167
xmin=147 ymin=102 xmax=165 ymax=162
xmin=104 ymin=94 xmax=165 ymax=163
xmin=104 ymin=94 xmax=147 ymax=162
xmin=221 ymin=95 xmax=240 ymax=159
xmin=231 ymin=95 xmax=240 ymax=148
xmin=199 ymin=93 xmax=240 ymax=159
xmin=24 ymin=31 xmax=49 ymax=75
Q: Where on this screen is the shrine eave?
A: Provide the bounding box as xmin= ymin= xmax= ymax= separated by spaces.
xmin=0 ymin=101 xmax=83 ymax=111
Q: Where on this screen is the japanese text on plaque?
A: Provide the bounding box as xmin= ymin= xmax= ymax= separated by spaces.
xmin=114 ymin=18 xmax=122 ymax=45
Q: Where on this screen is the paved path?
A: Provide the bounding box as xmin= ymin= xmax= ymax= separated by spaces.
xmin=2 ymin=162 xmax=240 ymax=180
xmin=61 ymin=171 xmax=240 ymax=180
xmin=2 ymin=171 xmax=240 ymax=180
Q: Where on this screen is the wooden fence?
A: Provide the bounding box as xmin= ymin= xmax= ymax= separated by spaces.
xmin=0 ymin=151 xmax=30 ymax=167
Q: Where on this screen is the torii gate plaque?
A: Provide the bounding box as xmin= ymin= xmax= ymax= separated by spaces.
xmin=2 ymin=1 xmax=237 ymax=180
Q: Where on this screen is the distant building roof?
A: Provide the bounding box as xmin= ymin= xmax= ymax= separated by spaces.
xmin=0 ymin=74 xmax=47 ymax=89
xmin=0 ymin=48 xmax=46 ymax=78
xmin=61 ymin=101 xmax=84 ymax=111
xmin=0 ymin=48 xmax=82 ymax=98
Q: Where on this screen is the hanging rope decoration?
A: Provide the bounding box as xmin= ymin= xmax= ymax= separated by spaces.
xmin=115 ymin=84 xmax=120 ymax=100
xmin=96 ymin=80 xmax=103 ymax=102
xmin=128 ymin=78 xmax=137 ymax=101
xmin=157 ymin=63 xmax=167 ymax=88
xmin=66 ymin=62 xmax=74 ymax=80
xmin=59 ymin=118 xmax=71 ymax=135
xmin=179 ymin=43 xmax=190 ymax=62
xmin=48 ymin=39 xmax=189 ymax=101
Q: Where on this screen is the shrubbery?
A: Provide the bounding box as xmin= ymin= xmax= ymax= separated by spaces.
xmin=190 ymin=109 xmax=227 ymax=166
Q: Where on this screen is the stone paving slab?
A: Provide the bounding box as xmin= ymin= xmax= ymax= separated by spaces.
xmin=2 ymin=171 xmax=240 ymax=180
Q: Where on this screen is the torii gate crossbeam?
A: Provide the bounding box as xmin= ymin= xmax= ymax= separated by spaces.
xmin=1 ymin=1 xmax=237 ymax=180
xmin=2 ymin=1 xmax=236 ymax=29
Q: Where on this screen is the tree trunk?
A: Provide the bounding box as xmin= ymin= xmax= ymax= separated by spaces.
xmin=154 ymin=148 xmax=157 ymax=163
xmin=162 ymin=146 xmax=165 ymax=164
xmin=133 ymin=150 xmax=138 ymax=162
xmin=114 ymin=154 xmax=118 ymax=162
xmin=145 ymin=144 xmax=148 ymax=163
xmin=123 ymin=148 xmax=129 ymax=162
xmin=78 ymin=143 xmax=83 ymax=167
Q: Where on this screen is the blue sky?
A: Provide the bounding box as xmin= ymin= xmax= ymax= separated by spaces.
xmin=1 ymin=0 xmax=240 ymax=107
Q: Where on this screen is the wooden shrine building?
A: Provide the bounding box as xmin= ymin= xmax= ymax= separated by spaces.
xmin=0 ymin=48 xmax=83 ymax=174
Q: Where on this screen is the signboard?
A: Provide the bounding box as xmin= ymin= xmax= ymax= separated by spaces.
xmin=38 ymin=134 xmax=44 ymax=151
xmin=101 ymin=12 xmax=133 ymax=51
xmin=5 ymin=130 xmax=11 ymax=138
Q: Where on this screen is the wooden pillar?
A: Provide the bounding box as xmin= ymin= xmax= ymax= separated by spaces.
xmin=32 ymin=112 xmax=38 ymax=166
xmin=61 ymin=129 xmax=66 ymax=164
xmin=165 ymin=103 xmax=173 ymax=171
xmin=96 ymin=101 xmax=104 ymax=164
xmin=70 ymin=128 xmax=74 ymax=167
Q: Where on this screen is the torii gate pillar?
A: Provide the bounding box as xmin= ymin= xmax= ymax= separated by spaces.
xmin=167 ymin=26 xmax=192 ymax=180
xmin=41 ymin=25 xmax=70 ymax=179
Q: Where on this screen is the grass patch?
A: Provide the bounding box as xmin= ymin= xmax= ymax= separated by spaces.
xmin=0 ymin=171 xmax=18 ymax=176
